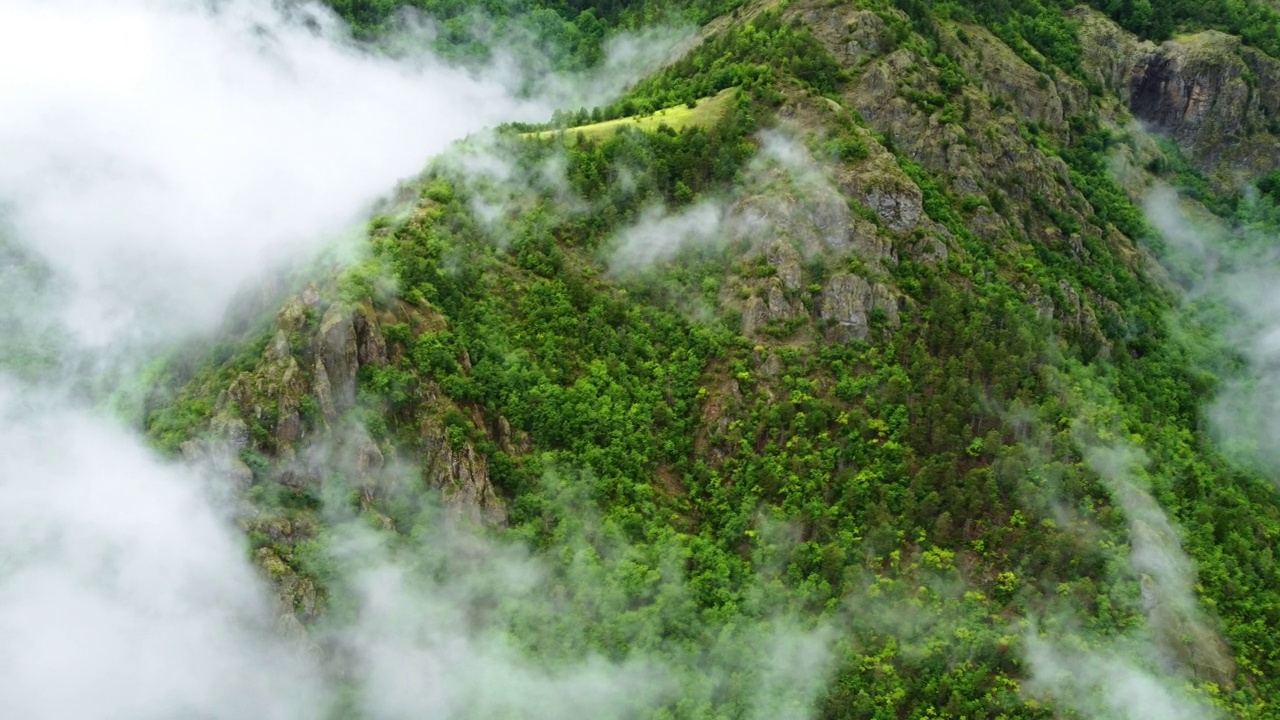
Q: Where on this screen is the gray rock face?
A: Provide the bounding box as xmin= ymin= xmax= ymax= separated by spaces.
xmin=197 ymin=285 xmax=516 ymax=525
xmin=422 ymin=417 xmax=508 ymax=526
xmin=801 ymin=5 xmax=890 ymax=64
xmin=818 ymin=273 xmax=898 ymax=342
xmin=179 ymin=415 xmax=255 ymax=490
xmin=1074 ymin=7 xmax=1280 ymax=177
xmin=843 ymin=11 xmax=887 ymax=61
xmin=765 ymin=240 xmax=805 ymax=291
xmin=864 ymin=185 xmax=923 ymax=234
xmin=313 ymin=355 xmax=336 ymax=422
xmin=1128 ymin=33 xmax=1254 ymax=156
xmin=740 ymin=284 xmax=803 ymax=338
xmin=354 ymin=304 xmax=388 ymax=368
xmin=315 ymin=305 xmax=358 ymax=416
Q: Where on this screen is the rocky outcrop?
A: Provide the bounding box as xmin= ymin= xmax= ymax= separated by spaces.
xmin=180 ymin=414 xmax=255 ymax=490
xmin=315 ymin=304 xmax=359 ymax=419
xmin=817 ymin=273 xmax=899 ymax=342
xmin=736 ymin=121 xmax=894 ymax=268
xmin=256 ymin=546 xmax=321 ymax=622
xmin=863 ymin=182 xmax=923 ymax=234
xmin=421 ymin=412 xmax=508 ymax=526
xmin=797 ymin=4 xmax=892 ymax=65
xmin=765 ymin=239 xmax=805 ymax=291
xmin=1129 ymin=34 xmax=1254 ymax=152
xmin=188 ymin=287 xmax=512 ymax=526
xmin=354 ymin=303 xmax=388 ymax=368
xmin=740 ymin=284 xmax=805 ymax=338
xmin=943 ymin=22 xmax=1082 ymax=130
xmin=1074 ymin=7 xmax=1280 ymax=180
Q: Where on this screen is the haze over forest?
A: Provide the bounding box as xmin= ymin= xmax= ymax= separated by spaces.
xmin=4 ymin=0 xmax=1280 ymax=718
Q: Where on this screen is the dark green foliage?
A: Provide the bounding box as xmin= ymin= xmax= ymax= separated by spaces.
xmin=1059 ymin=114 xmax=1148 ymax=239
xmin=601 ymin=10 xmax=846 ymax=120
xmin=896 ymin=0 xmax=1280 ymax=81
xmin=1091 ymin=0 xmax=1280 ymax=60
xmin=149 ymin=5 xmax=1280 ymax=717
xmin=323 ymin=0 xmax=750 ymax=70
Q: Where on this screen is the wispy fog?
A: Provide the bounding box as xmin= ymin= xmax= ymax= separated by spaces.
xmin=0 ymin=0 xmax=684 ymax=351
xmin=0 ymin=384 xmax=325 ymax=718
xmin=0 ymin=2 xmax=838 ymax=719
xmin=1144 ymin=185 xmax=1280 ymax=483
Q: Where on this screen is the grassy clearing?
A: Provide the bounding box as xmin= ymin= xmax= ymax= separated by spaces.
xmin=525 ymin=87 xmax=737 ymax=142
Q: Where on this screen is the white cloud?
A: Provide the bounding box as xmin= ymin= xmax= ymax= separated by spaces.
xmin=0 ymin=0 xmax=546 ymax=349
xmin=610 ymin=200 xmax=730 ymax=270
xmin=0 ymin=384 xmax=326 ymax=719
xmin=0 ymin=4 xmax=845 ymax=719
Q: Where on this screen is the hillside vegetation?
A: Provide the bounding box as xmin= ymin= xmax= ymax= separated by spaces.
xmin=523 ymin=87 xmax=737 ymax=141
xmin=142 ymin=0 xmax=1280 ymax=717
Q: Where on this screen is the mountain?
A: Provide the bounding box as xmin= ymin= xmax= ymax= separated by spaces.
xmin=121 ymin=0 xmax=1280 ymax=717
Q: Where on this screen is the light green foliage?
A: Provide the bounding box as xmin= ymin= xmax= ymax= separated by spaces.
xmin=146 ymin=2 xmax=1280 ymax=718
xmin=525 ymin=87 xmax=738 ymax=141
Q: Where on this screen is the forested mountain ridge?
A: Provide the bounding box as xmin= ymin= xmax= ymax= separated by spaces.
xmin=140 ymin=0 xmax=1280 ymax=717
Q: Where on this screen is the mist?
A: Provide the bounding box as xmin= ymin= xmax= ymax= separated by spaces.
xmin=1143 ymin=185 xmax=1280 ymax=483
xmin=1024 ymin=635 xmax=1219 ymax=720
xmin=0 ymin=2 xmax=844 ymax=718
xmin=0 ymin=382 xmax=325 ymax=719
xmin=0 ymin=0 xmax=686 ymax=353
xmin=603 ymin=128 xmax=851 ymax=275
xmin=991 ymin=353 xmax=1234 ymax=719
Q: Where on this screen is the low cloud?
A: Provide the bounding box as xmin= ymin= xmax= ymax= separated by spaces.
xmin=1024 ymin=634 xmax=1220 ymax=720
xmin=0 ymin=379 xmax=843 ymax=719
xmin=1144 ymin=184 xmax=1280 ymax=482
xmin=0 ymin=3 xmax=839 ymax=718
xmin=0 ymin=0 xmax=683 ymax=354
xmin=604 ymin=128 xmax=853 ymax=274
xmin=0 ymin=383 xmax=325 ymax=719
xmin=998 ymin=358 xmax=1234 ymax=716
xmin=1020 ymin=437 xmax=1227 ymax=720
xmin=609 ymin=200 xmax=732 ymax=270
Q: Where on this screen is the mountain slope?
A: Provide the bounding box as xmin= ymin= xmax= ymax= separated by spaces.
xmin=143 ymin=1 xmax=1280 ymax=718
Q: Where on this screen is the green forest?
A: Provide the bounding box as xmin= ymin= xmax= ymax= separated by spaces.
xmin=17 ymin=0 xmax=1280 ymax=717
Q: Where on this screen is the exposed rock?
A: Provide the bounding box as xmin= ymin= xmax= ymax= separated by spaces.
xmin=849 ymin=49 xmax=919 ymax=130
xmin=1074 ymin=7 xmax=1280 ymax=180
xmin=211 ymin=414 xmax=250 ymax=452
xmin=1074 ymin=7 xmax=1154 ymax=92
xmin=739 ymin=280 xmax=805 ymax=339
xmin=353 ymin=303 xmax=387 ymax=368
xmin=864 ymin=184 xmax=923 ymax=234
xmin=495 ymin=415 xmax=531 ymax=456
xmin=314 ymin=356 xmax=336 ymax=422
xmin=1129 ymin=33 xmax=1252 ymax=157
xmin=245 ymin=513 xmax=317 ymax=546
xmin=275 ymin=410 xmax=302 ymax=451
xmin=276 ymin=296 xmax=310 ymax=337
xmin=421 ymin=415 xmax=508 ymax=526
xmin=766 ymin=286 xmax=792 ymax=316
xmin=817 ymin=273 xmax=898 ymax=342
xmin=842 ymin=11 xmax=888 ymax=62
xmin=765 ymin=240 xmax=805 ymax=291
xmin=256 ymin=547 xmax=320 ymax=622
xmin=315 ymin=304 xmax=358 ymax=415
xmin=180 ymin=436 xmax=255 ymax=490
xmin=796 ymin=5 xmax=890 ymax=65
xmin=944 ymin=22 xmax=1070 ymax=129
xmin=737 ymin=141 xmax=857 ymax=257
xmin=412 ymin=392 xmax=506 ymax=520
xmin=223 ymin=455 xmax=255 ymax=489
xmin=828 ymin=132 xmax=925 ymax=238
xmin=497 ymin=416 xmax=516 ymax=454
xmin=759 ymin=351 xmax=783 ymax=378
xmin=740 ymin=295 xmax=768 ymax=337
